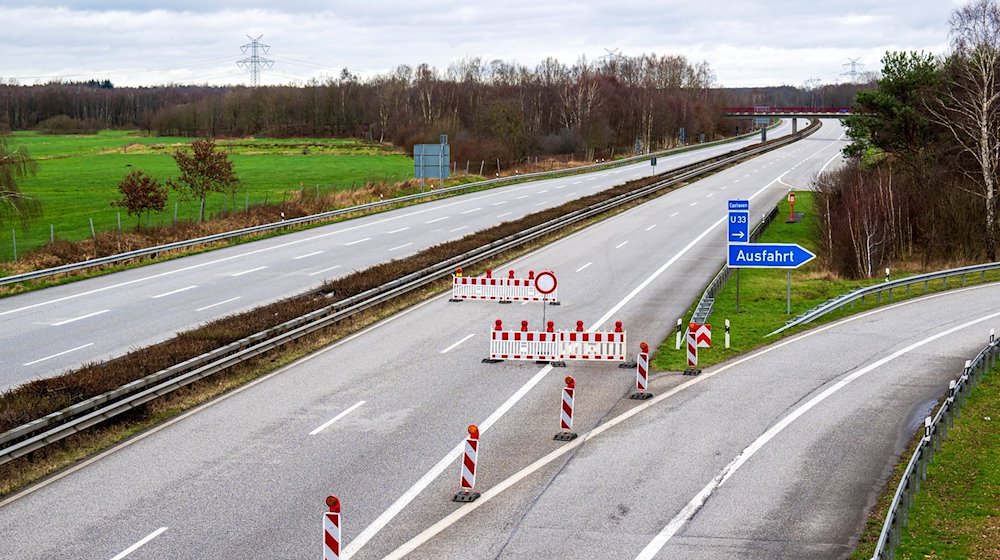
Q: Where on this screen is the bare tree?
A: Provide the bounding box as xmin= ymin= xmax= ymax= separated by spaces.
xmin=928 ymin=0 xmax=1000 ymax=259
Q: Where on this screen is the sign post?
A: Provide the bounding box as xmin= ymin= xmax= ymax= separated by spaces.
xmin=535 ymin=271 xmax=557 ymax=327
xmin=727 ymin=199 xmax=816 ymax=316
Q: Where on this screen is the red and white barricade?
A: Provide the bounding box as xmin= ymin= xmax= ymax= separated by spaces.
xmin=560 ymin=321 xmax=627 ymax=362
xmin=453 ymin=425 xmax=481 ymax=502
xmin=693 ymin=323 xmax=712 ymax=348
xmin=323 ymin=496 xmax=341 ymax=560
xmin=489 ymin=320 xmax=560 ymax=361
xmin=451 ymin=269 xmax=559 ymax=303
xmin=487 ymin=319 xmax=627 ymax=364
xmin=630 ymin=342 xmax=652 ymax=399
xmin=685 ymin=323 xmax=705 ymax=375
xmin=451 ymin=273 xmax=508 ymax=301
xmin=554 ymin=376 xmax=578 ymax=440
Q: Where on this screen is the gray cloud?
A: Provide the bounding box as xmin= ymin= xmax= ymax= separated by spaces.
xmin=0 ymin=1 xmax=960 ymax=87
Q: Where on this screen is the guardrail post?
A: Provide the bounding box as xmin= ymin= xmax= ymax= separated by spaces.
xmin=962 ymin=273 xmax=967 ymax=286
xmin=924 ymin=279 xmax=929 ymax=292
xmin=924 ymin=416 xmax=934 ymax=466
xmin=906 ymin=283 xmax=910 ymax=297
xmin=943 ymin=276 xmax=948 ymax=289
xmin=948 ymin=380 xmax=956 ymax=430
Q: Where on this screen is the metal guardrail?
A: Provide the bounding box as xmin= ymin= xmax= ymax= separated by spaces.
xmin=0 ymin=124 xmax=814 ymax=465
xmin=690 ymin=206 xmax=780 ymax=324
xmin=0 ymin=128 xmax=773 ymax=288
xmin=871 ymin=333 xmax=998 ymax=559
xmin=768 ymin=261 xmax=1000 ymax=337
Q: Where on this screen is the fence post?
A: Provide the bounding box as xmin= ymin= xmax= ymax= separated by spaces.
xmin=50 ymin=224 xmax=54 ymax=244
xmin=89 ymin=218 xmax=96 ymax=240
xmin=117 ymin=211 xmax=122 ymax=233
xmin=11 ymin=227 xmax=17 ymax=261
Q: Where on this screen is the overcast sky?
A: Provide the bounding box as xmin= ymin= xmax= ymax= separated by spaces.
xmin=0 ymin=1 xmax=964 ymax=88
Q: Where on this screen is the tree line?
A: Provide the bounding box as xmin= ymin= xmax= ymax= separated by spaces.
xmin=825 ymin=0 xmax=1000 ymax=277
xmin=1 ymin=53 xmax=866 ymax=167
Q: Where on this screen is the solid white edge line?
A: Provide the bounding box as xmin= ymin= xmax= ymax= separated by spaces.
xmin=195 ymin=297 xmax=241 ymax=312
xmin=343 ymin=364 xmax=556 ymax=557
xmin=633 ymin=307 xmax=1000 ymax=560
xmin=309 ymin=401 xmax=366 ymax=436
xmin=108 ymin=527 xmax=168 ymax=560
xmin=440 ymin=333 xmax=475 ymax=354
xmin=385 ymin=283 xmax=1000 ymax=560
xmin=230 ymin=266 xmax=267 ymax=277
xmin=51 ymin=309 xmax=110 ymax=326
xmin=23 ymin=343 xmax=95 ymax=366
xmin=151 ymin=285 xmax=198 ymax=299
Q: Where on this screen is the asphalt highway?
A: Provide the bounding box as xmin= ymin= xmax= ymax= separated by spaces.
xmin=0 ymin=123 xmax=795 ymax=390
xmin=0 ymin=121 xmax=940 ymax=560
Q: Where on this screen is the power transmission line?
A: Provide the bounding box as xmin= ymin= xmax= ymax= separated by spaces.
xmin=841 ymin=58 xmax=864 ymax=83
xmin=237 ymin=34 xmax=274 ymax=87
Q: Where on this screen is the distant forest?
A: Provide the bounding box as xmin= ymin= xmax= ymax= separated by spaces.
xmin=0 ymin=54 xmax=865 ymax=164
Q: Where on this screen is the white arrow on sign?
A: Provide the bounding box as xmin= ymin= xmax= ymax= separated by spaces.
xmin=732 ymin=230 xmax=745 ymax=240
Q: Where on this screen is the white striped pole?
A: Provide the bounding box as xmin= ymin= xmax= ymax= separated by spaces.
xmin=555 ymin=376 xmax=578 ymax=440
xmin=725 ymin=319 xmax=731 ymax=349
xmin=323 ymin=495 xmax=341 ymax=560
xmin=630 ymin=342 xmax=652 ymax=400
xmin=674 ymin=318 xmax=682 ymax=350
xmin=453 ymin=424 xmax=481 ymax=502
xmin=685 ymin=323 xmax=701 ymax=376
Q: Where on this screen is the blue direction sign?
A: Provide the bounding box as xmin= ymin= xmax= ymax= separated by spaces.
xmin=727 ymin=243 xmax=816 ymax=269
xmin=728 ymin=199 xmax=749 ymax=243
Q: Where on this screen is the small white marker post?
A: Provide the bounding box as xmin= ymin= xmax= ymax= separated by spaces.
xmin=675 ymin=318 xmax=682 ymax=351
xmin=885 ymin=267 xmax=890 ymax=283
xmin=725 ymin=319 xmax=731 ymax=349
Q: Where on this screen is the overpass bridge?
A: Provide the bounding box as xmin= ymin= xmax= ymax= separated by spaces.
xmin=724 ymin=106 xmax=853 ymax=118
xmin=723 ymin=107 xmax=852 ymax=134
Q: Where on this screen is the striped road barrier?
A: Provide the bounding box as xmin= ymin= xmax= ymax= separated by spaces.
xmin=486 ymin=320 xmax=627 ymax=365
xmin=631 ymin=342 xmax=652 ymax=400
xmin=323 ymin=496 xmax=341 ymax=560
xmin=453 ymin=425 xmax=481 ymax=502
xmin=554 ymin=376 xmax=578 ymax=441
xmin=450 ymin=268 xmax=560 ymax=304
xmin=685 ymin=324 xmax=702 ymax=376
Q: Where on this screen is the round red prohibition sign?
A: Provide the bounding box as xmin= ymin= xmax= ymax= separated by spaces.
xmin=535 ymin=271 xmax=558 ymax=294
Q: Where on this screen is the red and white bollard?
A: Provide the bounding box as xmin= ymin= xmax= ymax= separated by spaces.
xmin=554 ymin=376 xmax=578 ymax=441
xmin=323 ymin=495 xmax=341 ymax=560
xmin=685 ymin=323 xmax=702 ymax=376
xmin=630 ymin=342 xmax=652 ymax=400
xmin=453 ymin=424 xmax=481 ymax=502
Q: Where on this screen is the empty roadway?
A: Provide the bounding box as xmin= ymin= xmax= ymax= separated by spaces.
xmin=0 ymin=121 xmax=865 ymax=560
xmin=0 ymin=123 xmax=795 ymax=390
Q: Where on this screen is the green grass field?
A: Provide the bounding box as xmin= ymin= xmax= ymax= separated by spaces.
xmin=2 ymin=131 xmax=414 ymax=260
